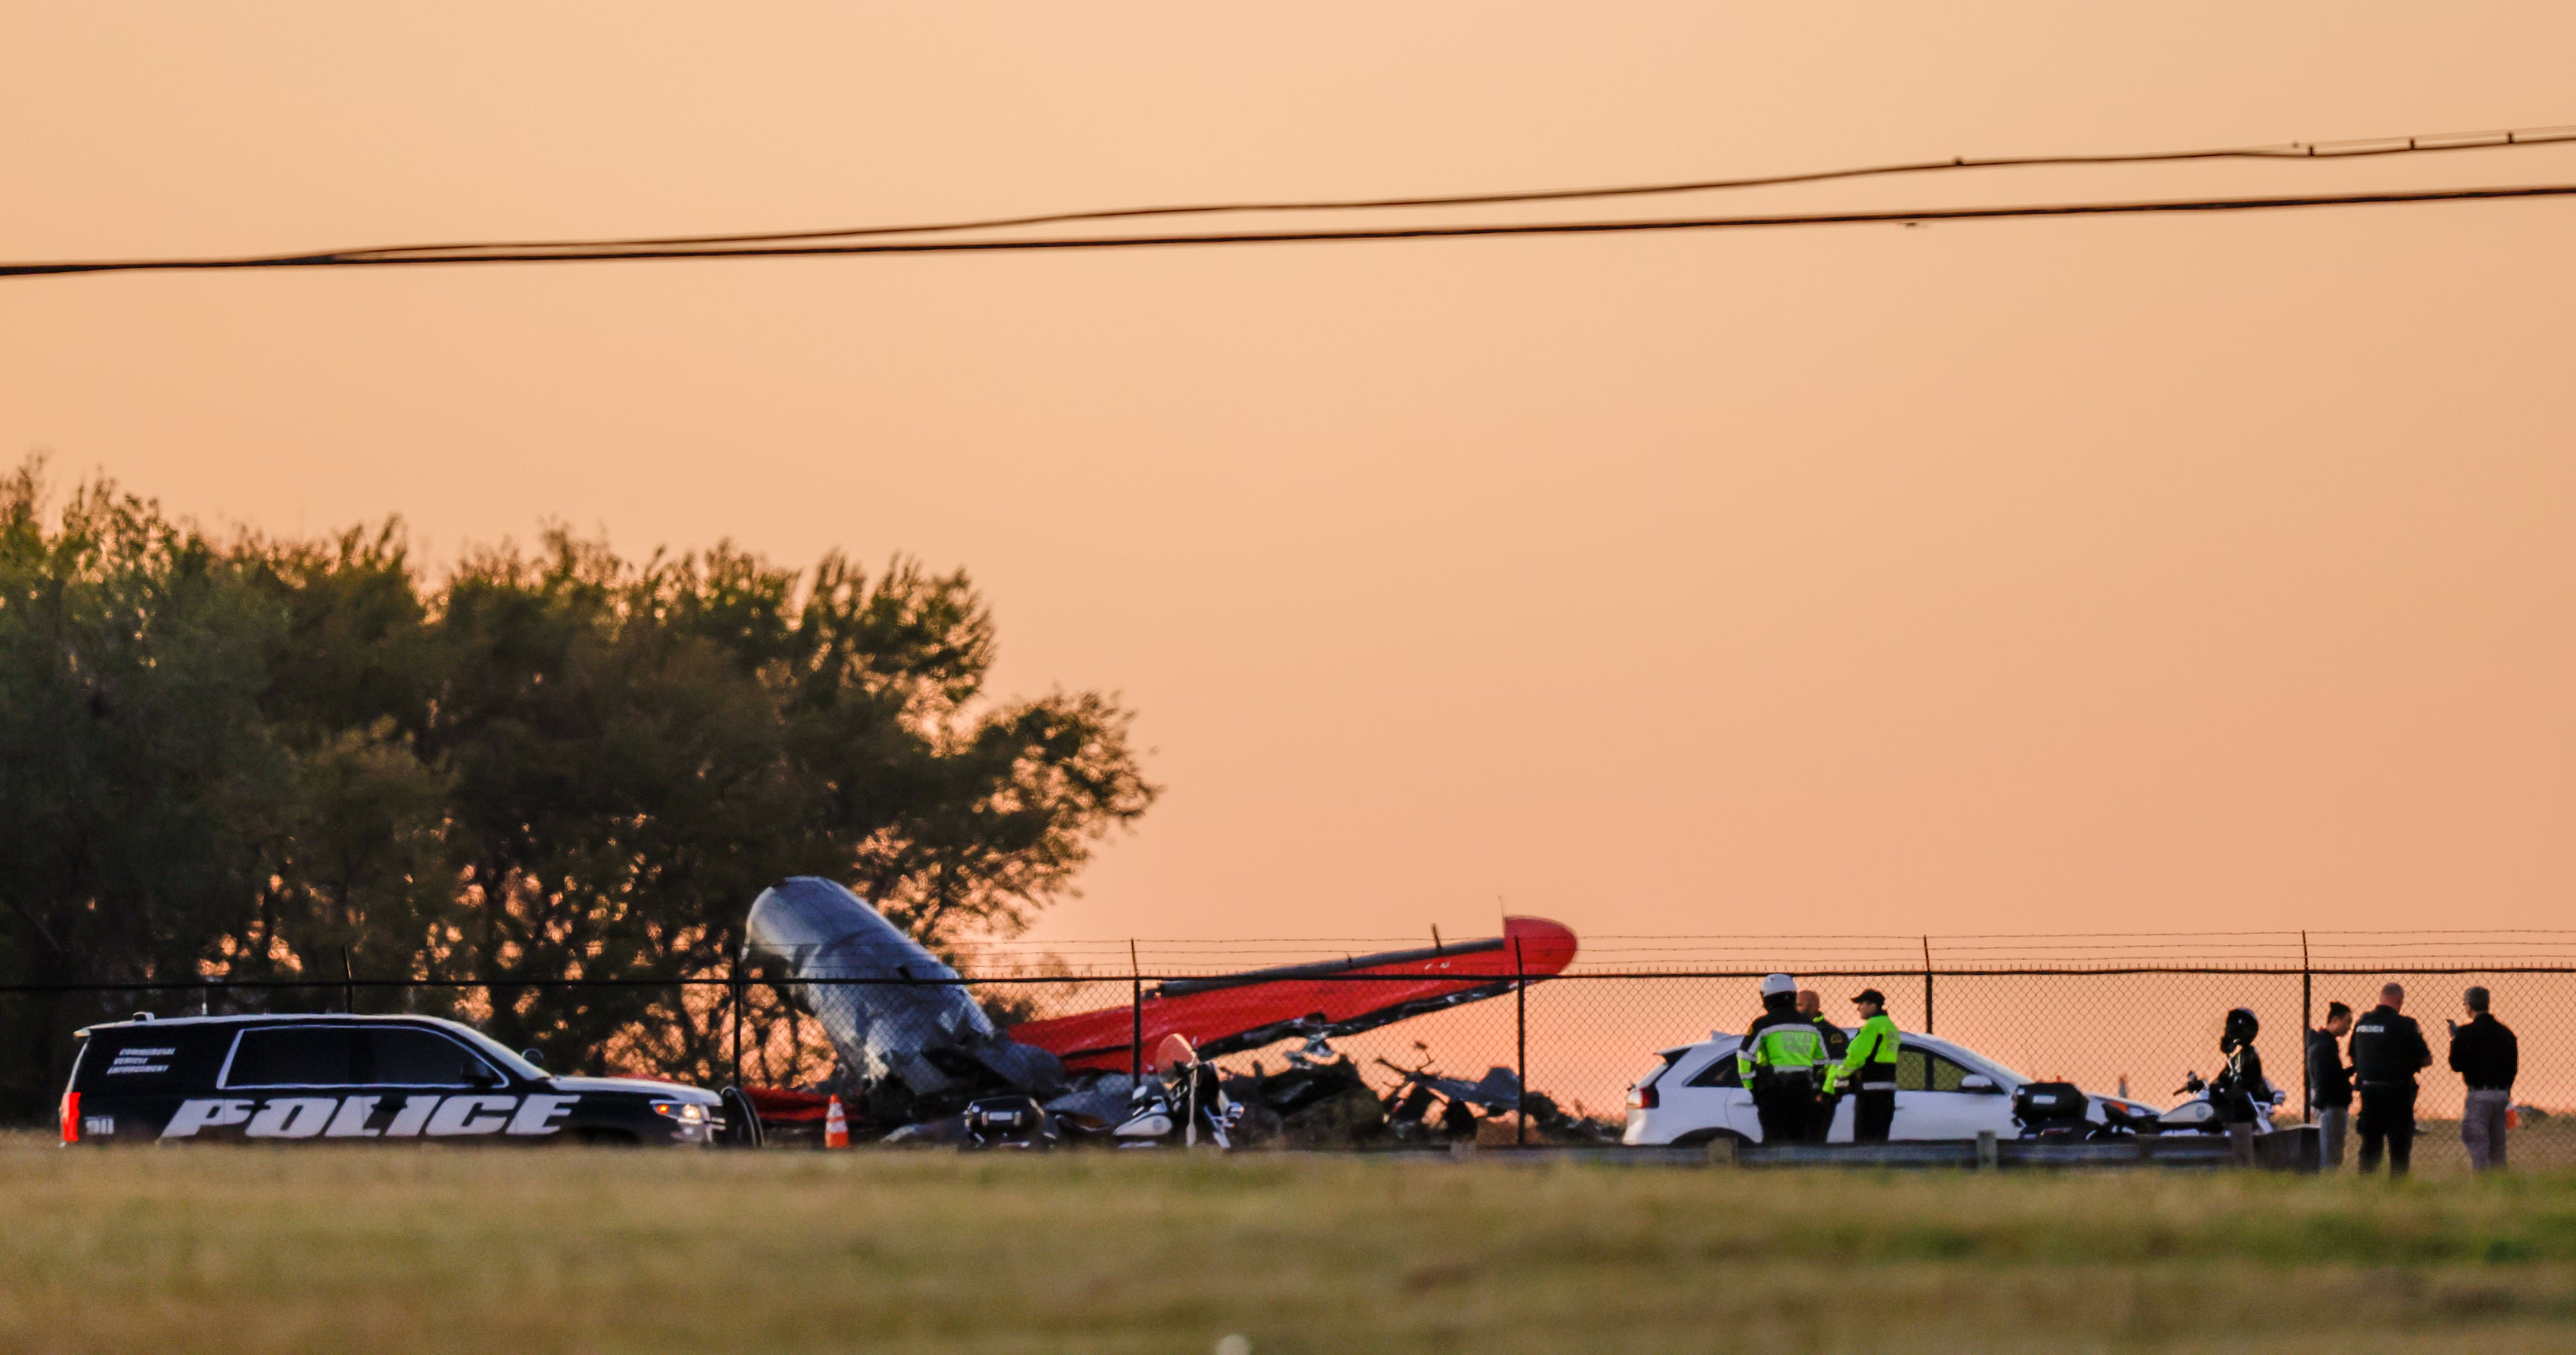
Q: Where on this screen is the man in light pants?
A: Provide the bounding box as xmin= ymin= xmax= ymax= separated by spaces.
xmin=2306 ymin=1001 xmax=2353 ymax=1169
xmin=2448 ymin=986 xmax=2518 ymax=1172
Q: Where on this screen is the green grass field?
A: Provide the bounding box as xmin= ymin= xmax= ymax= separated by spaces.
xmin=6 ymin=1136 xmax=2574 ymax=1355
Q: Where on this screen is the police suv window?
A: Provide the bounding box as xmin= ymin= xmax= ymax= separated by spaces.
xmin=73 ymin=1030 xmax=210 ymax=1092
xmin=363 ymin=1027 xmax=494 ymax=1086
xmin=222 ymin=1027 xmax=360 ymax=1087
xmin=1894 ymin=1048 xmax=1931 ymax=1092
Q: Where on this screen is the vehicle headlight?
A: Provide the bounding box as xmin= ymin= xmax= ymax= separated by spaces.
xmin=653 ymin=1101 xmax=710 ymax=1123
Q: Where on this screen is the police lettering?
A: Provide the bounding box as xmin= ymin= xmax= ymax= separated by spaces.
xmin=507 ymin=1094 xmax=579 ymax=1136
xmin=325 ymin=1096 xmax=382 ymax=1138
xmin=245 ymin=1097 xmax=339 ymax=1138
xmin=385 ymin=1094 xmax=440 ymax=1137
xmin=106 ymin=1047 xmax=178 ymax=1076
xmin=162 ymin=1093 xmax=579 ymax=1139
xmin=424 ymin=1095 xmax=517 ymax=1136
xmin=160 ymin=1099 xmax=255 ymax=1138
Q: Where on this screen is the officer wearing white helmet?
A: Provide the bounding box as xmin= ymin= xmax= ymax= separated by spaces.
xmin=1736 ymin=973 xmax=1833 ymax=1144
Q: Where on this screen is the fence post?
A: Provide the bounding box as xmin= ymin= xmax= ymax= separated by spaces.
xmin=1129 ymin=939 xmax=1142 ymax=1083
xmin=730 ymin=950 xmax=745 ymax=1089
xmin=2300 ymin=931 xmax=2312 ymax=1125
xmin=1921 ymin=936 xmax=1934 ymax=1035
xmin=1514 ymin=937 xmax=1528 ymax=1148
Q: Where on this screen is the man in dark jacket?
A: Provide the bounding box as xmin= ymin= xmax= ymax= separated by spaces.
xmin=2349 ymin=983 xmax=2432 ymax=1175
xmin=2307 ymin=1002 xmax=2354 ymax=1169
xmin=1797 ymin=989 xmax=1852 ymax=1141
xmin=2448 ymin=987 xmax=2519 ymax=1171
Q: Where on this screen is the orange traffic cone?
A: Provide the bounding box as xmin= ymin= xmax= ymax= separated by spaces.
xmin=823 ymin=1095 xmax=850 ymax=1149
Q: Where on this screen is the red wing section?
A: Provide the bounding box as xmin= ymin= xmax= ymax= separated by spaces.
xmin=1008 ymin=916 xmax=1577 ymax=1072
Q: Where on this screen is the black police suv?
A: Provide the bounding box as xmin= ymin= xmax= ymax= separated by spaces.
xmin=58 ymin=1012 xmax=724 ymax=1146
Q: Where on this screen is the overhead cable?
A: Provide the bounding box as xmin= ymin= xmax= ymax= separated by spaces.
xmin=9 ymin=181 xmax=2576 ymax=279
xmin=190 ymin=118 xmax=2576 ymax=259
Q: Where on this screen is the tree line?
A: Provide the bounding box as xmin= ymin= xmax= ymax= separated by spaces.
xmin=0 ymin=462 xmax=1154 ymax=1113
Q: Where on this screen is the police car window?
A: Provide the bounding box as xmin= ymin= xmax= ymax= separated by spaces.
xmin=1892 ymin=1048 xmax=1930 ymax=1092
xmin=363 ymin=1027 xmax=493 ymax=1085
xmin=223 ymin=1027 xmax=359 ymax=1087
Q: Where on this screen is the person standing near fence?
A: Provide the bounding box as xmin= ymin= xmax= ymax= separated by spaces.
xmin=2307 ymin=1002 xmax=2353 ymax=1169
xmin=2349 ymin=983 xmax=2431 ymax=1175
xmin=1826 ymin=988 xmax=1902 ymax=1143
xmin=2448 ymin=986 xmax=2518 ymax=1172
xmin=1797 ymin=989 xmax=1851 ymax=1141
xmin=1738 ymin=974 xmax=1831 ymax=1144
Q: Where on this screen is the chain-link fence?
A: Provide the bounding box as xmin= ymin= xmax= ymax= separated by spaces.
xmin=11 ymin=933 xmax=2569 ymax=1172
xmin=1519 ymin=967 xmax=2572 ymax=1172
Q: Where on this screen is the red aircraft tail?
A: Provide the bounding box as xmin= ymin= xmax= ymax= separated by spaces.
xmin=1007 ymin=916 xmax=1577 ymax=1071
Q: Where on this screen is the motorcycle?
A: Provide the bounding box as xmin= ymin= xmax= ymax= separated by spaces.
xmin=2010 ymin=1080 xmax=2098 ymax=1140
xmin=2089 ymin=1009 xmax=2286 ymax=1140
xmin=1087 ymin=1033 xmax=1242 ymax=1149
xmin=961 ymin=1093 xmax=1061 ymax=1150
xmin=2043 ymin=1071 xmax=2284 ymax=1142
xmin=2145 ymin=1070 xmax=2282 ymax=1135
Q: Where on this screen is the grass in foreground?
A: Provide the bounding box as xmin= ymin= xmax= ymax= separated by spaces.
xmin=4 ymin=1136 xmax=2574 ymax=1354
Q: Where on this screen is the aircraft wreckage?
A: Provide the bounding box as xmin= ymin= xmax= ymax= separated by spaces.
xmin=736 ymin=877 xmax=1590 ymax=1145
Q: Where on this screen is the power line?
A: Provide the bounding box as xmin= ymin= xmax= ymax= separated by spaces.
xmin=212 ymin=118 xmax=2576 ymax=259
xmin=9 ymin=181 xmax=2575 ymax=279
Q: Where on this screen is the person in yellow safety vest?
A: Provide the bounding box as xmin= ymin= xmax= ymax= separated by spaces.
xmin=1737 ymin=973 xmax=1833 ymax=1144
xmin=1823 ymin=988 xmax=1903 ymax=1143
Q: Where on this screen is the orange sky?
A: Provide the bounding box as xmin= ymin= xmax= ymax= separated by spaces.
xmin=5 ymin=4 xmax=2571 ymax=949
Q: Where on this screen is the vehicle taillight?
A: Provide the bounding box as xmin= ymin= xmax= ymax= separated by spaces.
xmin=1626 ymin=1082 xmax=1659 ymax=1111
xmin=59 ymin=1090 xmax=79 ymax=1145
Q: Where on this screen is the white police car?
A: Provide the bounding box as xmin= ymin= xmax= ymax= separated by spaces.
xmin=1621 ymin=1029 xmax=2143 ymax=1146
xmin=58 ymin=1012 xmax=726 ymax=1146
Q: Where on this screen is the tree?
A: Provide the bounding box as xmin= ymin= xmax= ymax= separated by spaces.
xmin=229 ymin=525 xmax=457 ymax=1003
xmin=0 ymin=465 xmax=292 ymax=1113
xmin=422 ymin=533 xmax=1157 ymax=1082
xmin=0 ymin=461 xmax=1157 ymax=1113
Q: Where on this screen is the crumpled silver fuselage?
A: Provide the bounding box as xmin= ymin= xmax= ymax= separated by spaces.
xmin=742 ymin=877 xmax=1061 ymax=1098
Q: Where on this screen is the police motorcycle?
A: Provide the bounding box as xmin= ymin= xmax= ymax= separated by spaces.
xmin=960 ymin=1093 xmax=1061 ymax=1149
xmin=2010 ymin=1080 xmax=2101 ymax=1141
xmin=1082 ymin=1033 xmax=1242 ymax=1149
xmin=2152 ymin=1070 xmax=2283 ymax=1134
xmin=2166 ymin=1007 xmax=2283 ymax=1133
xmin=2083 ymin=1008 xmax=2284 ymax=1139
